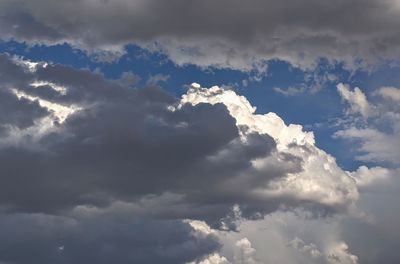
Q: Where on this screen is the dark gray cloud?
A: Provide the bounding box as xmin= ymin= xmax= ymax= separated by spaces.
xmin=0 ymin=209 xmax=220 ymax=264
xmin=0 ymin=54 xmax=280 ymax=222
xmin=1 ymin=0 xmax=400 ymax=70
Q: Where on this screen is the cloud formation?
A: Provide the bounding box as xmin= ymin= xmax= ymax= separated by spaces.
xmin=1 ymin=0 xmax=400 ymax=71
xmin=0 ymin=55 xmax=366 ymax=263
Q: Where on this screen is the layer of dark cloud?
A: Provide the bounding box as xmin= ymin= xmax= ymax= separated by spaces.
xmin=0 ymin=210 xmax=220 ymax=264
xmin=1 ymin=0 xmax=400 ymax=70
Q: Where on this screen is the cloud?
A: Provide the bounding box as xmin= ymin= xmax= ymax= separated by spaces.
xmin=287 ymin=237 xmax=359 ymax=264
xmin=273 ymin=86 xmax=306 ymax=97
xmin=233 ymin=238 xmax=260 ymax=264
xmin=1 ymin=0 xmax=400 ymax=70
xmin=346 ymin=166 xmax=391 ymax=188
xmin=191 ymin=253 xmax=230 ymax=264
xmin=180 ymin=83 xmax=359 ymax=212
xmin=146 ymin=73 xmax=170 ymax=86
xmin=206 ymin=207 xmax=363 ymax=264
xmin=376 ymin=86 xmax=400 ymax=102
xmin=334 ymin=83 xmax=400 ymax=164
xmin=334 ymin=127 xmax=400 ymax=164
xmin=0 ymin=208 xmax=220 ymax=264
xmin=341 ymin=168 xmax=400 ymax=264
xmin=330 ymin=82 xmax=400 ymax=263
xmin=326 ymin=242 xmax=359 ymax=264
xmin=337 ymin=83 xmax=373 ymax=119
xmin=287 ymin=237 xmax=323 ymax=260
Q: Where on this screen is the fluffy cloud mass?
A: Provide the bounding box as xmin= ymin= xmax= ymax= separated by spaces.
xmin=1 ymin=0 xmax=400 ymax=71
xmin=0 ymin=54 xmax=365 ymax=263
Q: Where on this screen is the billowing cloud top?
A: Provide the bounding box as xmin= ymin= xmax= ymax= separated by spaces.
xmin=1 ymin=0 xmax=400 ymax=70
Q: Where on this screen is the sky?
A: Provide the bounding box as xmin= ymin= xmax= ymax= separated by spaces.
xmin=0 ymin=1 xmax=399 ymax=263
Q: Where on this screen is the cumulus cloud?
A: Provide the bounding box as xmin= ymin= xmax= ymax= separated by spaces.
xmin=180 ymin=83 xmax=359 ymax=212
xmin=1 ymin=0 xmax=400 ymax=71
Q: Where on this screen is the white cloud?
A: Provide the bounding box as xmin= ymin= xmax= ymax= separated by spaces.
xmin=334 ymin=83 xmax=400 ymax=165
xmin=377 ymin=86 xmax=400 ymax=102
xmin=178 ymin=83 xmax=359 ymax=210
xmin=180 ymin=83 xmax=316 ymax=149
xmin=334 ymin=127 xmax=400 ymax=164
xmin=287 ymin=237 xmax=323 ymax=259
xmin=333 ymin=92 xmax=400 ymax=165
xmin=346 ymin=166 xmax=391 ymax=188
xmin=191 ymin=253 xmax=230 ymax=264
xmin=11 ymin=88 xmax=80 ymax=123
xmin=326 ymin=242 xmax=358 ymax=264
xmin=337 ymin=83 xmax=373 ymax=119
xmin=233 ymin=238 xmax=260 ymax=264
